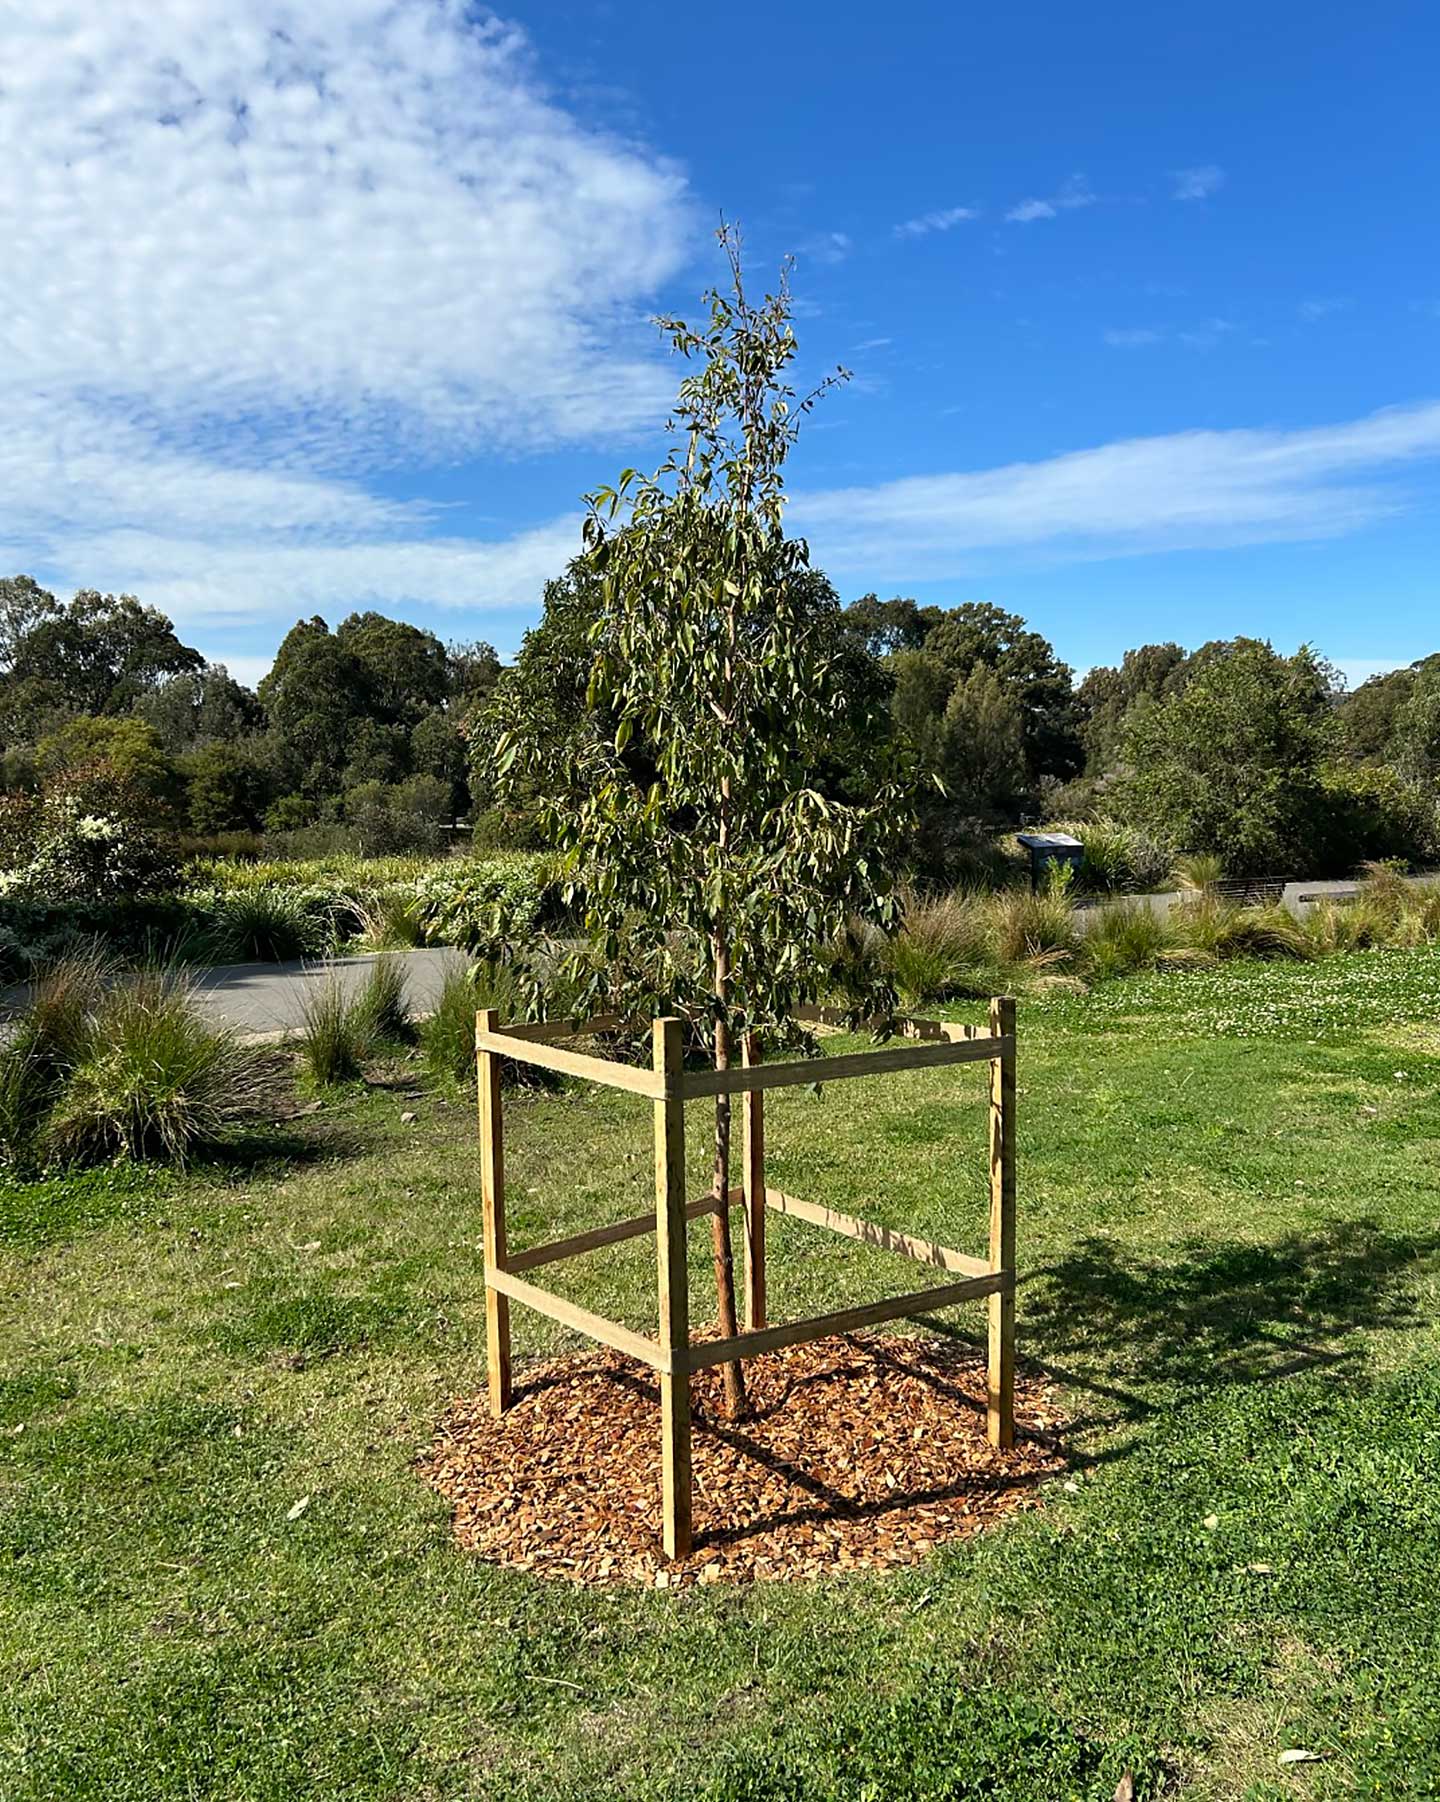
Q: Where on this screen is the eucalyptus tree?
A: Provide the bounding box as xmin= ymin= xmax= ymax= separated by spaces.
xmin=487 ymin=229 xmax=905 ymax=1414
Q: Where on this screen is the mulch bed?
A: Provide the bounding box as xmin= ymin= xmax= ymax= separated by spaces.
xmin=420 ymin=1331 xmax=1066 ymax=1587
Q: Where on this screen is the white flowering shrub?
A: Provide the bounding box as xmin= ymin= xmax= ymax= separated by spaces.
xmin=0 ymin=764 xmax=177 ymax=904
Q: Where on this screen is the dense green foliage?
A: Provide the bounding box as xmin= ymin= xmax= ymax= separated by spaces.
xmin=4 ymin=950 xmax=1439 ymax=1797
xmin=0 ymin=578 xmax=492 ymax=855
xmin=1114 ymin=640 xmax=1339 ymax=875
xmin=485 ymin=242 xmax=904 ymax=1051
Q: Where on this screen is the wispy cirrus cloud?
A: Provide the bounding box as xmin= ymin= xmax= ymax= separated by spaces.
xmin=791 ymin=401 xmax=1440 ymax=576
xmin=1102 ymin=319 xmax=1236 ymax=351
xmin=1299 ymin=296 xmax=1354 ymax=322
xmin=798 ymin=230 xmax=854 ymax=265
xmin=1173 ymin=164 xmax=1225 ymax=201
xmin=894 ymin=205 xmax=981 ymax=239
xmin=1 ymin=0 xmax=692 ymax=643
xmin=1005 ymin=173 xmax=1095 ymax=224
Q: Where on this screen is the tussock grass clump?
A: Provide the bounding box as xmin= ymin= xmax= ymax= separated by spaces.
xmin=1171 ymin=897 xmax=1312 ymax=963
xmin=1 ymin=956 xmax=279 ymax=1169
xmin=203 ymin=886 xmax=323 ymax=963
xmin=1303 ymin=896 xmax=1390 ymax=955
xmin=1175 ymin=853 xmax=1225 ymax=896
xmin=296 ymin=956 xmax=415 ymax=1087
xmin=988 ymin=887 xmax=1082 ymax=969
xmin=296 ymin=974 xmax=368 ymax=1086
xmin=1081 ymin=902 xmax=1180 ymax=981
xmin=44 ymin=973 xmax=282 ymax=1166
xmin=885 ymin=889 xmax=995 ymax=1003
xmin=354 ymin=891 xmax=427 ymax=950
xmin=352 ymin=955 xmax=412 ymax=1044
xmin=420 ymin=964 xmax=484 ymax=1087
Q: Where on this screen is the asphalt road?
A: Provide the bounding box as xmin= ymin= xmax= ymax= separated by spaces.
xmin=192 ymin=947 xmax=467 ymax=1037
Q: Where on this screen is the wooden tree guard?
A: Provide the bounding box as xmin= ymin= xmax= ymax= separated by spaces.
xmin=475 ymin=997 xmax=1019 ymax=1562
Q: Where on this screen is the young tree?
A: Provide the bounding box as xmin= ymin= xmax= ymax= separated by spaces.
xmin=486 ymin=231 xmax=905 ymax=1416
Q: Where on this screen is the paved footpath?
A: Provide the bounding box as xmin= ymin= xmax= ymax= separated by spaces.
xmin=193 ymin=947 xmax=467 ymax=1038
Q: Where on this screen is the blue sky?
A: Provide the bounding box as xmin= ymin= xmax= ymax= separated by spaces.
xmin=4 ymin=1 xmax=1437 ymax=690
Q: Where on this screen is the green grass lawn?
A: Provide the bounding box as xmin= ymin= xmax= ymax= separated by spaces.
xmin=4 ymin=950 xmax=1440 ymax=1800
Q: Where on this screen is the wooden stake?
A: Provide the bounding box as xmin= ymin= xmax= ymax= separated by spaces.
xmin=987 ymin=996 xmax=1017 ymax=1449
xmin=709 ymin=1015 xmax=747 ymax=1418
xmin=653 ymin=1017 xmax=692 ymax=1559
xmin=742 ymin=1032 xmax=766 ymax=1330
xmin=477 ymin=1007 xmax=512 ymax=1416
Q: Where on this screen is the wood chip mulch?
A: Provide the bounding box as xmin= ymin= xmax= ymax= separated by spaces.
xmin=419 ymin=1332 xmax=1066 ymax=1587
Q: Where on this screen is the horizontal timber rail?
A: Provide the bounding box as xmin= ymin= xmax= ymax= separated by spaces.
xmin=764 ymin=1188 xmax=990 ymax=1278
xmin=506 ymin=1189 xmax=739 ymax=1274
xmin=477 ymin=1020 xmax=1010 ymax=1099
xmin=680 ymin=1033 xmax=1010 ymax=1098
xmin=486 ymin=1267 xmax=669 ymax=1372
xmin=682 ymin=1268 xmax=1012 ymax=1372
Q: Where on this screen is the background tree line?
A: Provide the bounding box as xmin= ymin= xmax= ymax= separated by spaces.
xmin=0 ymin=576 xmax=497 ymax=854
xmin=4 ymin=565 xmax=1438 ymax=880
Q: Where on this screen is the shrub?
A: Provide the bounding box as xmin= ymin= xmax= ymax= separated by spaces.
xmin=1069 ymin=818 xmax=1174 ymax=894
xmin=0 ymin=762 xmax=177 ymax=903
xmin=345 ymin=775 xmax=451 ymax=856
xmin=415 ymin=854 xmax=561 ymax=953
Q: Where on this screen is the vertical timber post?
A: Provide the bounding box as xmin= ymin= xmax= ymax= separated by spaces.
xmin=653 ymin=1017 xmax=692 ymax=1560
xmin=477 ymin=1007 xmax=512 ymax=1416
xmin=741 ymin=1032 xmax=767 ymax=1330
xmin=987 ymin=995 xmax=1017 ymax=1449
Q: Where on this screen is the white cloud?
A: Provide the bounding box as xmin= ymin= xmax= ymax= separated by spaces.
xmin=0 ymin=1 xmax=691 ymax=636
xmin=799 ymin=231 xmax=853 ymax=266
xmin=38 ymin=517 xmax=584 ymax=634
xmin=1299 ymin=297 xmax=1354 ymax=323
xmin=1177 ymin=317 xmax=1237 ymax=350
xmin=894 ymin=205 xmax=980 ymax=238
xmin=2 ymin=1 xmax=690 ymax=467
xmin=791 ymin=401 xmax=1440 ymax=576
xmin=1103 ymin=328 xmax=1164 ymax=348
xmin=1006 ymin=174 xmax=1095 ymax=224
xmin=1173 ymin=165 xmax=1225 ymax=201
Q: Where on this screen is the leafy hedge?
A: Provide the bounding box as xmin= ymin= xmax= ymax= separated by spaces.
xmin=0 ymin=853 xmax=562 ymax=981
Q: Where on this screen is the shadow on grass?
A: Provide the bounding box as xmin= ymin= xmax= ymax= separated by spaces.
xmin=0 ymin=1123 xmax=360 ymax=1250
xmin=1017 ymin=1214 xmax=1440 ymax=1436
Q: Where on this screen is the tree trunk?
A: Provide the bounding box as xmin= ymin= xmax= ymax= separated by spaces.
xmin=710 ymin=995 xmax=747 ymax=1419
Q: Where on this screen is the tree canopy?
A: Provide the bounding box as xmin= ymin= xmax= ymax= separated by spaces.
xmin=1116 ymin=641 xmax=1340 ymax=874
